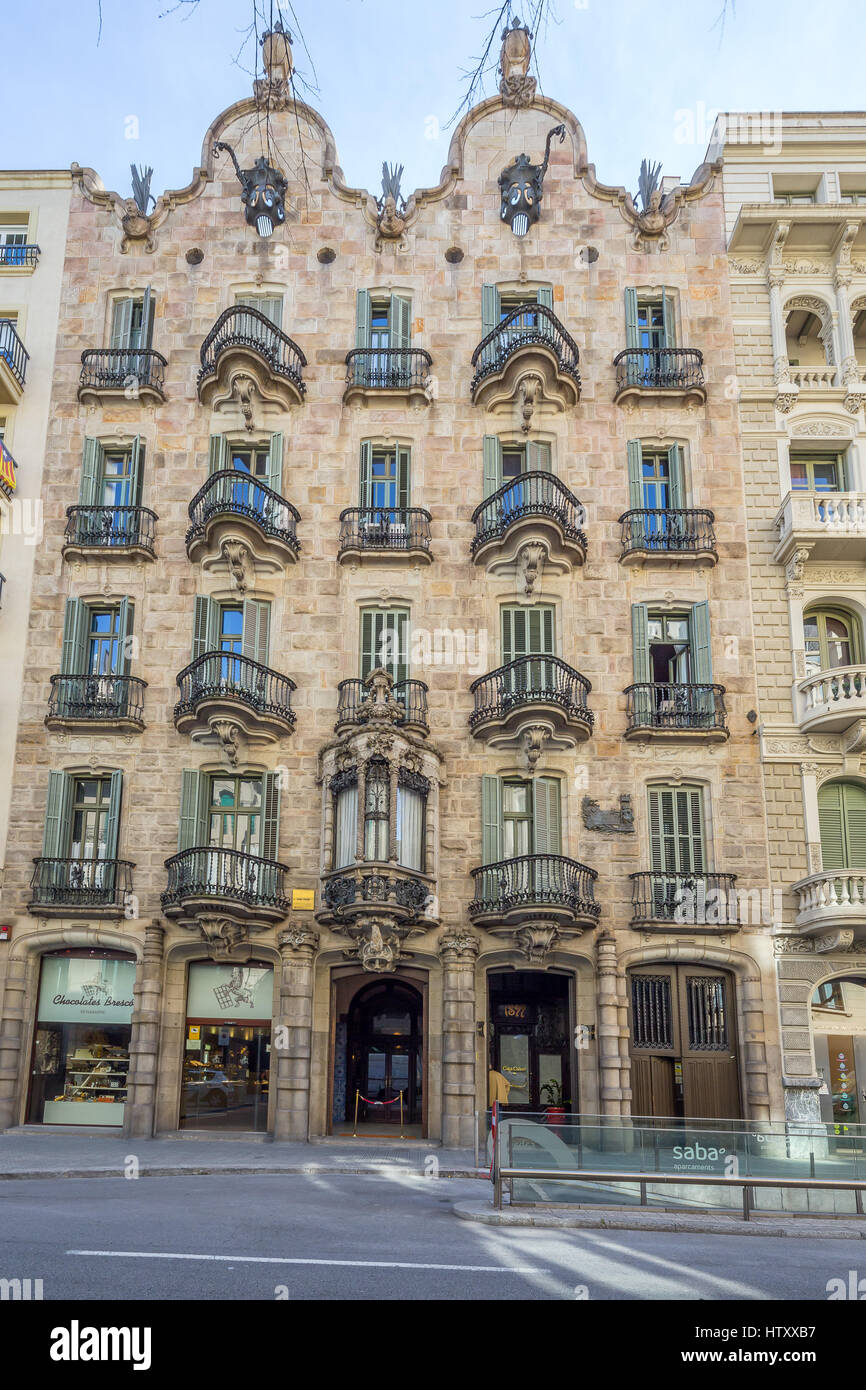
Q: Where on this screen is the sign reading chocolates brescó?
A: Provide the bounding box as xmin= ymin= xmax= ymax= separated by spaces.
xmin=37 ymin=956 xmax=136 ymax=1024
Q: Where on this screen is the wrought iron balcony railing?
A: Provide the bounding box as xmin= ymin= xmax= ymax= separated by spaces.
xmin=619 ymin=508 xmax=716 ymax=557
xmin=0 ymin=244 xmax=40 ymax=269
xmin=79 ymin=347 xmax=167 ymax=396
xmin=30 ymin=857 xmax=134 ymax=911
xmin=614 ymin=347 xmax=705 ymax=394
xmin=198 ymin=306 xmax=306 ymax=395
xmin=470 ymin=854 xmax=600 ymax=921
xmin=186 ymin=469 xmax=300 ymax=552
xmin=162 ymin=846 xmax=289 ymax=913
xmin=0 ymin=318 xmax=29 ymax=388
xmin=338 ymin=507 xmax=432 ymax=556
xmin=64 ymin=505 xmax=157 ymax=554
xmin=471 ymin=472 xmax=586 ymax=553
xmin=630 ymin=871 xmax=738 ymax=925
xmin=470 ymin=303 xmax=581 ymax=395
xmin=625 ymin=682 xmax=727 ymax=734
xmin=47 ymin=674 xmax=146 ymax=725
xmin=336 ymin=677 xmax=428 ymax=732
xmin=344 ymin=347 xmax=432 ymax=392
xmin=174 ymin=652 xmax=296 ymax=726
xmin=470 ymin=656 xmax=593 ymax=729
xmin=323 ymin=867 xmax=430 ymax=915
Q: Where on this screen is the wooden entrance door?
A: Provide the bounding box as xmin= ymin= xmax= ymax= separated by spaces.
xmin=628 ymin=965 xmax=741 ymax=1121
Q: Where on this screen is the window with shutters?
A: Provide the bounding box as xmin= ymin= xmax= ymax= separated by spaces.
xmin=234 ymin=293 xmax=284 ymax=330
xmin=177 ymin=769 xmax=281 ymax=860
xmin=359 ymin=442 xmax=411 ymax=512
xmin=191 ymin=596 xmax=272 ymax=668
xmin=481 ymin=437 xmax=553 ymax=498
xmin=803 ymin=607 xmax=861 ymax=675
xmin=647 ymin=784 xmax=707 ymax=876
xmin=818 ymin=782 xmax=866 ymax=871
xmin=77 ymin=437 xmax=144 ymax=516
xmin=481 ymin=774 xmax=562 ymax=863
xmin=353 ymin=291 xmax=413 ymax=389
xmin=41 ymin=770 xmax=124 ymax=866
xmin=360 ymin=607 xmax=409 ymax=684
xmin=109 ymin=292 xmax=153 ymax=351
xmin=501 ymin=604 xmax=555 ymax=663
xmin=61 ymin=597 xmax=134 ymax=678
xmin=631 ymin=604 xmax=712 ymax=685
xmin=624 ymin=289 xmax=675 ymax=351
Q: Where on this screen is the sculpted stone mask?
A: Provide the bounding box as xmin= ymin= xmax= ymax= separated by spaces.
xmin=499 ymin=154 xmax=539 ymax=238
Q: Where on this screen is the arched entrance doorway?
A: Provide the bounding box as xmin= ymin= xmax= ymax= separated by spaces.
xmin=811 ymin=974 xmax=866 ymax=1129
xmin=345 ymin=980 xmax=423 ymax=1130
xmin=628 ymin=964 xmax=741 ymax=1121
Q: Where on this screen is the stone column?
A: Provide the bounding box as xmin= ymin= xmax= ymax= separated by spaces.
xmin=596 ymin=928 xmax=628 ymax=1116
xmin=274 ymin=925 xmax=319 ymax=1141
xmin=124 ymin=919 xmax=165 ymax=1139
xmin=438 ymin=929 xmax=480 ymax=1150
xmin=768 ymin=269 xmax=789 ymax=380
xmin=800 ymin=763 xmax=823 ymax=877
xmin=834 ymin=269 xmax=857 ymax=381
xmin=0 ymin=951 xmax=30 ymax=1131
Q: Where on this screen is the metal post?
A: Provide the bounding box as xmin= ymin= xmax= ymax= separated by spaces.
xmin=353 ymin=1089 xmax=359 ymax=1137
xmin=399 ymin=1090 xmax=404 ymax=1139
xmin=639 ymin=1180 xmax=647 ymax=1207
xmin=474 ymin=1111 xmax=479 ymax=1170
xmin=742 ymin=1183 xmax=751 ymax=1222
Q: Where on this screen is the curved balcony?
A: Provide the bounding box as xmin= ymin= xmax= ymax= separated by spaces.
xmin=29 ymin=858 xmax=134 ymax=919
xmin=318 ymin=864 xmax=434 ymax=928
xmin=343 ymin=347 xmax=432 ymax=408
xmin=78 ymin=348 xmax=167 ymax=405
xmin=470 ymin=304 xmax=581 ymax=414
xmin=469 ymin=855 xmax=600 ymax=933
xmin=0 ymin=319 xmax=28 ymax=402
xmin=62 ymin=505 xmax=157 ymax=562
xmin=624 ymin=682 xmax=729 ymax=742
xmin=619 ymin=509 xmax=716 ymax=567
xmin=792 ymin=870 xmax=866 ymax=941
xmin=162 ymin=846 xmax=289 ymax=927
xmin=338 ymin=507 xmax=432 ymax=566
xmin=774 ymin=490 xmax=866 ymax=566
xmin=174 ymin=652 xmax=296 ymax=744
xmin=796 ymin=666 xmax=866 ymax=734
xmin=471 ymin=472 xmax=587 ymax=574
xmin=469 ymin=656 xmax=593 ymax=750
xmin=335 ymin=677 xmax=428 ymax=736
xmin=186 ymin=469 xmax=300 ymax=573
xmin=46 ymin=674 xmax=146 ymax=733
xmin=630 ymin=871 xmax=739 ymax=930
xmin=613 ymin=348 xmax=706 ymax=406
xmin=197 ymin=306 xmax=306 ymax=413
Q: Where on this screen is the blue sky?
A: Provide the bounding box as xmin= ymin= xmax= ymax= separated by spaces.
xmin=2 ymin=0 xmax=865 ymax=202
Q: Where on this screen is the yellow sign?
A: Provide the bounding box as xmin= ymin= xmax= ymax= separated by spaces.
xmin=188 ymin=1025 xmax=200 ymax=1040
xmin=292 ymin=889 xmax=316 ymax=911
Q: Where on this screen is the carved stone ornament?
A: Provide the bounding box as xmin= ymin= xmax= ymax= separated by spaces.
xmin=521 ymin=724 xmax=551 ymax=773
xmin=220 ymin=537 xmax=253 ymax=593
xmin=582 ymin=794 xmax=635 ymax=834
xmin=232 ymin=374 xmax=258 ymax=431
xmin=120 ymin=201 xmax=156 ymax=254
xmin=210 ymin=719 xmax=242 ymax=767
xmin=278 ymin=925 xmax=320 ymax=957
xmin=197 ymin=915 xmax=250 ymax=956
xmin=815 ymin=929 xmax=856 ymax=954
xmin=343 ymin=916 xmax=405 ymax=974
xmin=519 ymin=372 xmax=542 ymax=431
xmin=254 ymin=22 xmax=295 ymax=109
xmin=438 ymin=929 xmax=481 ymax=964
xmin=517 ymin=540 xmax=546 ymax=597
xmin=355 ymin=668 xmax=405 ymax=727
xmin=498 ymin=18 xmax=537 ymax=107
xmin=775 ymin=383 xmax=801 ymax=415
xmin=498 ymin=127 xmax=565 ymax=238
xmin=515 ymin=922 xmax=560 ymax=962
xmin=374 ymin=163 xmax=413 ymax=251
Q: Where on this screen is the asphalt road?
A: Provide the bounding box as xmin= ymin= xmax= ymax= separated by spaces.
xmin=0 ymin=1173 xmax=859 ymax=1301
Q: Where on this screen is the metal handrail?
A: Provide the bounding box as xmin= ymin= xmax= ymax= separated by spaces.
xmin=344 ymin=347 xmax=432 ymax=391
xmin=613 ymin=346 xmax=705 ymax=393
xmin=336 ymin=677 xmax=429 ymax=730
xmin=470 ymin=853 xmax=599 ymax=920
xmin=0 ymin=244 xmax=40 ymax=269
xmin=629 ymin=869 xmax=739 ymax=923
xmin=470 ymin=655 xmax=592 ymax=728
xmin=64 ymin=505 xmax=157 ymax=553
xmin=47 ymin=673 xmax=147 ymax=724
xmin=471 ymin=472 xmax=586 ymax=553
xmin=186 ymin=469 xmax=300 ymax=550
xmin=30 ymin=857 xmax=134 ymax=909
xmin=470 ymin=302 xmax=581 ymax=394
xmin=619 ymin=508 xmax=716 ymax=556
xmin=175 ymin=651 xmax=296 ymax=724
xmin=198 ymin=306 xmax=306 ymax=394
xmin=162 ymin=845 xmax=289 ymax=912
xmin=624 ymin=681 xmax=727 ymax=733
xmin=79 ymin=347 xmax=166 ymax=395
xmin=338 ymin=507 xmax=432 ymax=554
xmin=0 ymin=318 xmax=29 ymax=387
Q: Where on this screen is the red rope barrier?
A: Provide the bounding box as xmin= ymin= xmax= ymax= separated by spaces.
xmin=357 ymin=1091 xmax=406 ymax=1106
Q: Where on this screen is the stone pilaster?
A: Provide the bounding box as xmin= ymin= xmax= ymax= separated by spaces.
xmin=124 ymin=920 xmax=165 ymax=1138
xmin=0 ymin=953 xmax=29 ymax=1131
xmin=438 ymin=929 xmax=480 ymax=1149
xmin=273 ymin=925 xmax=319 ymax=1141
xmin=596 ymin=928 xmax=628 ymax=1115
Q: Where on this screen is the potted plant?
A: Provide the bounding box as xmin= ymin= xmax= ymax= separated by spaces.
xmin=540 ymin=1079 xmax=566 ymax=1126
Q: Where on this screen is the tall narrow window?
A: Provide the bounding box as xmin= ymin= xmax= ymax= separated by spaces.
xmin=648 ymin=784 xmax=706 ymax=876
xmin=110 ymin=291 xmax=153 ymax=351
xmin=355 ymin=291 xmax=412 ymax=387
xmin=235 ymin=293 xmax=283 ymax=330
xmin=481 ymin=775 xmax=562 ymax=862
xmin=364 ymin=760 xmax=390 ymax=861
xmin=360 ymin=607 xmax=409 ymax=684
xmin=359 ymin=442 xmax=410 ymax=521
xmin=818 ymin=782 xmax=866 ymax=870
xmin=803 ymin=608 xmax=859 ymax=675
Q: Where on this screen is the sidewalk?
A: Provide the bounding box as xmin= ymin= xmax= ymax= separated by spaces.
xmin=454 ymin=1198 xmax=866 ymax=1240
xmin=0 ymin=1128 xmax=481 ymax=1180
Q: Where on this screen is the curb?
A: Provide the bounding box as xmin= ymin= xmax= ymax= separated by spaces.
xmin=453 ymin=1199 xmax=866 ymax=1239
xmin=0 ymin=1164 xmax=486 ymax=1182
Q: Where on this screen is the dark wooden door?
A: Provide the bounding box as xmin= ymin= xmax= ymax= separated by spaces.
xmin=628 ymin=965 xmax=741 ymax=1121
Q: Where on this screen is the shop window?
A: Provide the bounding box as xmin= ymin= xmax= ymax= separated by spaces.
xmin=181 ymin=961 xmax=274 ymax=1132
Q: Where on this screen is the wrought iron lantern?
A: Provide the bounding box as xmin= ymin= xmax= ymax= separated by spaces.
xmin=213 ymin=141 xmax=288 ymax=238
xmin=498 ymin=124 xmax=566 ymax=237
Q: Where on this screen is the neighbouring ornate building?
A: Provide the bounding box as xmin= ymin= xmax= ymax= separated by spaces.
xmin=713 ymin=112 xmax=866 ymax=1127
xmin=0 ymin=25 xmax=782 ymax=1145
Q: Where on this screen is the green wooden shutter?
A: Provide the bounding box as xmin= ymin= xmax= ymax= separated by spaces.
xmin=128 ymin=435 xmax=143 ymax=505
xmin=648 ymin=787 xmax=667 ymax=871
xmin=61 ymin=597 xmax=87 ymax=675
xmin=624 ymin=288 xmax=639 ymax=349
xmin=526 ymin=441 xmax=552 ymax=472
xmin=667 ymin=444 xmax=684 ymax=509
xmin=208 ymin=435 xmax=228 ymax=475
xmin=481 ymin=774 xmax=503 ymax=864
xmin=359 ymin=441 xmax=373 ymax=508
xmin=140 ymin=287 xmax=153 ymax=348
xmin=389 ymin=295 xmax=411 ymax=348
xmin=262 ymin=771 xmax=281 ymax=861
xmin=117 ymin=598 xmax=134 ymax=676
xmin=397 ymin=446 xmax=411 ymax=509
xmin=627 ymin=440 xmax=643 ymax=509
xmin=110 ymin=297 xmax=134 ymax=350
xmin=536 ymin=286 xmax=554 ymax=311
xmin=355 ymin=289 xmax=372 ymax=349
xmin=661 ymin=289 xmax=675 ymax=348
xmin=648 ymin=785 xmax=703 ymax=874
xmin=361 ymin=609 xmax=408 ymax=682
xmin=242 ymin=599 xmax=271 ymax=666
xmin=689 ymin=601 xmax=712 ymax=682
xmin=104 ymin=770 xmax=123 ymax=860
xmin=192 ymin=596 xmax=217 ymax=660
xmin=482 ymin=436 xmax=502 ymax=498
xmin=267 ymin=432 xmax=283 ymax=494
xmin=631 ymin=603 xmax=650 ymax=682
xmin=79 ymin=437 xmax=104 ymax=506
xmin=532 ymin=777 xmax=562 ymax=855
xmin=502 ymin=605 xmax=554 ymax=662
xmin=819 ymin=783 xmax=866 ymax=870
xmin=178 ymin=770 xmax=203 ymax=852
xmin=844 ymin=785 xmax=866 ymax=866
xmin=42 ymin=771 xmax=71 ymax=857
xmin=502 ymin=606 xmax=518 ymax=663
xmin=236 ymin=294 xmax=282 ymax=328
xmin=481 ymin=284 xmax=500 ymax=337
xmin=360 ymin=609 xmax=376 ymax=677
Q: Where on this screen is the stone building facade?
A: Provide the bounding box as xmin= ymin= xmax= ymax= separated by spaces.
xmin=714 ymin=112 xmax=866 ymax=1126
xmin=0 ymin=28 xmax=781 ymax=1143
